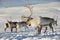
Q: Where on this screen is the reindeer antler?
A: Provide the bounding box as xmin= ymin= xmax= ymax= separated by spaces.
xmin=24 ymin=4 xmax=33 ymax=18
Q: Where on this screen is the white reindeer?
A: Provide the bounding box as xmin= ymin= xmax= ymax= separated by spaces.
xmin=21 ymin=5 xmax=58 ymax=34
xmin=25 ymin=16 xmax=57 ymax=34
xmin=14 ymin=4 xmax=33 ymax=31
xmin=20 ymin=5 xmax=41 ymax=34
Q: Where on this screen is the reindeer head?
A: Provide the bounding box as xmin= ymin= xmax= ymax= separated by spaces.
xmin=21 ymin=15 xmax=29 ymax=22
xmin=21 ymin=5 xmax=33 ymax=22
xmin=53 ymin=15 xmax=58 ymax=26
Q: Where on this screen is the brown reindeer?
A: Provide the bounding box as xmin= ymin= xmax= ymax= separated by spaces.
xmin=4 ymin=20 xmax=29 ymax=32
xmin=4 ymin=20 xmax=17 ymax=32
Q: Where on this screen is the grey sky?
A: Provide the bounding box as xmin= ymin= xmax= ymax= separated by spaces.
xmin=0 ymin=0 xmax=60 ymax=7
xmin=0 ymin=0 xmax=60 ymax=17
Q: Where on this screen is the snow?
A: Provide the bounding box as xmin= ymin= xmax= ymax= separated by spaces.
xmin=0 ymin=11 xmax=60 ymax=40
xmin=0 ymin=13 xmax=60 ymax=40
xmin=0 ymin=1 xmax=60 ymax=40
xmin=0 ymin=30 xmax=60 ymax=40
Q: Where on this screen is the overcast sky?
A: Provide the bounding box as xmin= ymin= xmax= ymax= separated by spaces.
xmin=0 ymin=0 xmax=60 ymax=7
xmin=0 ymin=0 xmax=60 ymax=22
xmin=0 ymin=0 xmax=60 ymax=16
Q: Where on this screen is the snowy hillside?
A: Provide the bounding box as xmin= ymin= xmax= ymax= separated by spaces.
xmin=0 ymin=9 xmax=60 ymax=40
xmin=0 ymin=0 xmax=60 ymax=40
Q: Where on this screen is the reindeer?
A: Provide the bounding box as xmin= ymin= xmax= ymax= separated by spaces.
xmin=39 ymin=16 xmax=58 ymax=33
xmin=25 ymin=16 xmax=57 ymax=34
xmin=40 ymin=16 xmax=57 ymax=33
xmin=4 ymin=16 xmax=30 ymax=32
xmin=4 ymin=20 xmax=29 ymax=32
xmin=16 ymin=21 xmax=28 ymax=31
xmin=4 ymin=20 xmax=17 ymax=32
xmin=21 ymin=5 xmax=41 ymax=34
xmin=24 ymin=16 xmax=58 ymax=34
xmin=22 ymin=5 xmax=58 ymax=34
xmin=26 ymin=16 xmax=41 ymax=34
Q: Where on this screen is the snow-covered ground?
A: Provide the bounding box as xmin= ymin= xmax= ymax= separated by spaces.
xmin=0 ymin=26 xmax=60 ymax=40
xmin=0 ymin=13 xmax=60 ymax=40
xmin=0 ymin=0 xmax=60 ymax=40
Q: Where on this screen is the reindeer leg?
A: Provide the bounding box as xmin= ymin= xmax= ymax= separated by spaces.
xmin=37 ymin=26 xmax=39 ymax=34
xmin=51 ymin=26 xmax=54 ymax=33
xmin=54 ymin=21 xmax=57 ymax=26
xmin=44 ymin=27 xmax=47 ymax=33
xmin=25 ymin=26 xmax=28 ymax=31
xmin=49 ymin=23 xmax=54 ymax=33
xmin=4 ymin=28 xmax=7 ymax=32
xmin=37 ymin=25 xmax=42 ymax=34
xmin=16 ymin=28 xmax=17 ymax=32
xmin=40 ymin=25 xmax=42 ymax=34
xmin=24 ymin=26 xmax=26 ymax=31
xmin=11 ymin=28 xmax=13 ymax=32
